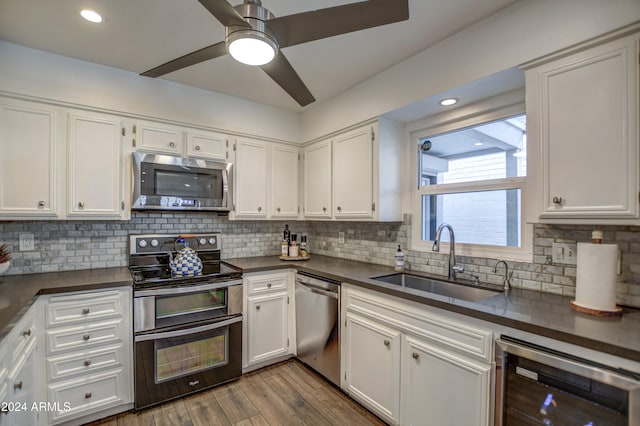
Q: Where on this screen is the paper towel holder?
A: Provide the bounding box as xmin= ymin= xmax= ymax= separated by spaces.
xmin=570 ymin=300 xmax=622 ymax=317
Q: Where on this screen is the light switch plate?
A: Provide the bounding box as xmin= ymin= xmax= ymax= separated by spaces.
xmin=19 ymin=233 xmax=34 ymax=251
xmin=552 ymin=242 xmax=577 ymax=265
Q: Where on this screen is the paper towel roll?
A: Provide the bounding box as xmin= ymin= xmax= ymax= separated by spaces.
xmin=575 ymin=242 xmax=618 ymax=311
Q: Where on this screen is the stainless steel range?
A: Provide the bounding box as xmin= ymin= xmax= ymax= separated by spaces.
xmin=129 ymin=233 xmax=243 ymax=410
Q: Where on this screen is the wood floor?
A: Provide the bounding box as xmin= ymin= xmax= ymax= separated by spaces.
xmin=87 ymin=359 xmax=386 ymax=426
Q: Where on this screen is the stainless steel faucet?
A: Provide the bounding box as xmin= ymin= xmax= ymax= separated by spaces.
xmin=493 ymin=260 xmax=512 ymax=291
xmin=432 ymin=223 xmax=464 ymax=280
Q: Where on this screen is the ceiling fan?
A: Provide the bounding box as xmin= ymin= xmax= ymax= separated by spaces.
xmin=140 ymin=0 xmax=410 ymax=107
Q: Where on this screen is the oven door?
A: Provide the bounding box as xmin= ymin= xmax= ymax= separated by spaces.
xmin=134 ymin=280 xmax=242 ymax=332
xmin=134 ymin=315 xmax=242 ymax=409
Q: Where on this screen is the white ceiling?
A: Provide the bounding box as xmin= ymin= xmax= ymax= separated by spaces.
xmin=0 ymin=0 xmax=521 ymax=112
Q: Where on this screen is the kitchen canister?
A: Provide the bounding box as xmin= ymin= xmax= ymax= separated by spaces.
xmin=571 ymin=242 xmax=622 ymax=316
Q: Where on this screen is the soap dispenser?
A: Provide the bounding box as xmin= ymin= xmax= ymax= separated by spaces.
xmin=394 ymin=245 xmax=406 ymax=271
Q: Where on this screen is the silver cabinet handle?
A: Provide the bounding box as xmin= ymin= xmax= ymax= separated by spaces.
xmin=257 ymin=206 xmax=262 ymax=212
xmin=82 ymin=308 xmax=90 ymax=314
xmin=22 ymin=329 xmax=31 ymax=337
xmin=276 ymin=207 xmax=281 ymax=213
xmin=194 ymin=145 xmax=201 ymax=151
xmin=552 ymin=196 xmax=562 ymax=205
xmin=78 ymin=201 xmax=85 ymax=208
xmin=256 ymin=305 xmax=261 ymax=310
xmin=85 ymin=392 xmax=92 ymax=399
xmin=337 ymin=206 xmax=342 ymax=212
xmin=38 ymin=201 xmax=45 ymax=208
xmin=14 ymin=381 xmax=23 ymax=390
xmin=83 ymin=334 xmax=90 ymax=341
xmin=169 ymin=141 xmax=176 ymax=148
xmin=84 ymin=360 xmax=91 ymax=367
xmin=267 ymin=283 xmax=272 ymax=288
xmin=322 ymin=207 xmax=327 ymax=213
xmin=412 ymin=352 xmax=420 ymax=360
xmin=384 ymin=339 xmax=390 ymax=347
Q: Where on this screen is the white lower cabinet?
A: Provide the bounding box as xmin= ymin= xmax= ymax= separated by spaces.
xmin=343 ymin=312 xmax=400 ymax=424
xmin=243 ymin=271 xmax=294 ymax=370
xmin=401 ymin=335 xmax=492 ymax=426
xmin=341 ymin=284 xmax=493 ymax=426
xmin=43 ymin=287 xmax=132 ymax=425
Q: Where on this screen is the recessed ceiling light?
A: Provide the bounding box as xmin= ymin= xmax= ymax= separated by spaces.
xmin=80 ymin=9 xmax=103 ymax=23
xmin=439 ymin=98 xmax=458 ymax=106
xmin=474 ymin=142 xmax=483 ymax=146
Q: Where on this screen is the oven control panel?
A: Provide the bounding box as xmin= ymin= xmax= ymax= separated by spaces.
xmin=130 ymin=233 xmax=220 ymax=254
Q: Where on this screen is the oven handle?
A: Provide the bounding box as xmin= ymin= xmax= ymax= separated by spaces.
xmin=135 ymin=316 xmax=242 ymax=342
xmin=135 ymin=279 xmax=243 ymax=297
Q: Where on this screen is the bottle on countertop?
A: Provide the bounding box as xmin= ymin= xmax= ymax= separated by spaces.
xmin=289 ymin=234 xmax=299 ymax=258
xmin=281 ymin=240 xmax=289 ymax=256
xmin=300 ymin=234 xmax=308 ymax=257
xmin=283 ymin=224 xmax=291 ymax=246
xmin=394 ymin=245 xmax=406 ymax=271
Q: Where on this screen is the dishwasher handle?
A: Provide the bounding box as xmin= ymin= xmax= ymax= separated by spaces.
xmin=296 ymin=280 xmax=339 ymax=299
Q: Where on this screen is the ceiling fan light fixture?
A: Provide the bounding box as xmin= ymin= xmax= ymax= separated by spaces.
xmin=227 ymin=29 xmax=277 ymax=66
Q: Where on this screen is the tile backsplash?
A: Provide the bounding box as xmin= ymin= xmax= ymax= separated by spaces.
xmin=1 ymin=213 xmax=639 ymax=307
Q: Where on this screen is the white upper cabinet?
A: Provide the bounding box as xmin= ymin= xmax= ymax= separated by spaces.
xmin=67 ymin=112 xmax=126 ymax=218
xmin=234 ymin=137 xmax=269 ymax=218
xmin=270 ymin=143 xmax=299 ymax=219
xmin=232 ymin=138 xmax=300 ymax=220
xmin=0 ymin=99 xmax=59 ymax=218
xmin=134 ymin=121 xmax=184 ymax=155
xmin=303 ymin=139 xmax=332 ymax=218
xmin=525 ymin=30 xmax=639 ymax=222
xmin=303 ymin=119 xmax=403 ymax=221
xmin=333 ymin=125 xmax=374 ymax=219
xmin=186 ymin=129 xmax=229 ymax=161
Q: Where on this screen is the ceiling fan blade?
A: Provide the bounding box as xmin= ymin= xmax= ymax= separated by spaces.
xmin=196 ymin=0 xmax=249 ymax=28
xmin=268 ymin=0 xmax=409 ymax=49
xmin=141 ymin=41 xmax=227 ymax=77
xmin=260 ymin=53 xmax=315 ymax=107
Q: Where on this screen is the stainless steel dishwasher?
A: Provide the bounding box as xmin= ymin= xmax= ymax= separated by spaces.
xmin=295 ymin=272 xmax=340 ymax=386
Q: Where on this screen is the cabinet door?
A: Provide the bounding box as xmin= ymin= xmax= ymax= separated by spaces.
xmin=333 ymin=126 xmax=374 ymax=219
xmin=530 ymin=35 xmax=639 ymax=219
xmin=0 ymin=102 xmax=58 ymax=217
xmin=343 ymin=312 xmax=400 ymax=425
xmin=401 ymin=335 xmax=491 ymax=426
xmin=135 ymin=121 xmax=183 ymax=154
xmin=186 ymin=130 xmax=228 ymax=161
xmin=67 ymin=113 xmax=124 ymax=218
xmin=246 ymin=292 xmax=289 ymax=365
xmin=234 ymin=138 xmax=268 ymax=218
xmin=303 ymin=139 xmax=332 ymax=218
xmin=7 ymin=340 xmax=39 ymax=426
xmin=271 ymin=144 xmax=298 ymax=218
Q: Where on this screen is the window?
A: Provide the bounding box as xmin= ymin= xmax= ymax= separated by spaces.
xmin=412 ymin=111 xmax=531 ymax=261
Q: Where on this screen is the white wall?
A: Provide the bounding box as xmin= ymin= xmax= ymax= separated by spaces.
xmin=0 ymin=41 xmax=301 ymax=143
xmin=301 ymin=0 xmax=640 ymax=141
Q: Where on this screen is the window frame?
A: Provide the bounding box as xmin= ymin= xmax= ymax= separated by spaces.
xmin=409 ymin=100 xmax=533 ymax=262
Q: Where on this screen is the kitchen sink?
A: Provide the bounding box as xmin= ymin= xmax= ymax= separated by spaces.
xmin=371 ymin=273 xmax=502 ymax=302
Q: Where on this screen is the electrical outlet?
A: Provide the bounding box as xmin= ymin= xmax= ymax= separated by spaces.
xmin=19 ymin=233 xmax=34 ymax=251
xmin=551 ymin=242 xmax=577 ymax=265
xmin=338 ymin=232 xmax=345 ymax=244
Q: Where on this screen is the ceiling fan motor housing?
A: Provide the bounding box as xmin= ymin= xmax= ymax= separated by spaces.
xmin=226 ymin=0 xmax=278 ymax=54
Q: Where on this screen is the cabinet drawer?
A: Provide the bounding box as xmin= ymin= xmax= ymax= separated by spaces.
xmin=47 ymin=345 xmax=124 ymax=381
xmin=46 ymin=320 xmax=122 ymax=356
xmin=47 ymin=368 xmax=124 ymax=424
xmin=46 ymin=291 xmax=122 ymax=327
xmin=246 ymin=273 xmax=288 ymax=295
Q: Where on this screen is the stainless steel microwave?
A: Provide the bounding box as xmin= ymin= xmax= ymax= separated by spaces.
xmin=132 ymin=152 xmax=232 ymax=212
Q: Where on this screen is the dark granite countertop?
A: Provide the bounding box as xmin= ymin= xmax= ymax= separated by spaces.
xmin=228 ymin=255 xmax=640 ymax=363
xmin=0 ymin=267 xmax=132 ymax=341
xmin=1 ymin=255 xmax=639 ymax=364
